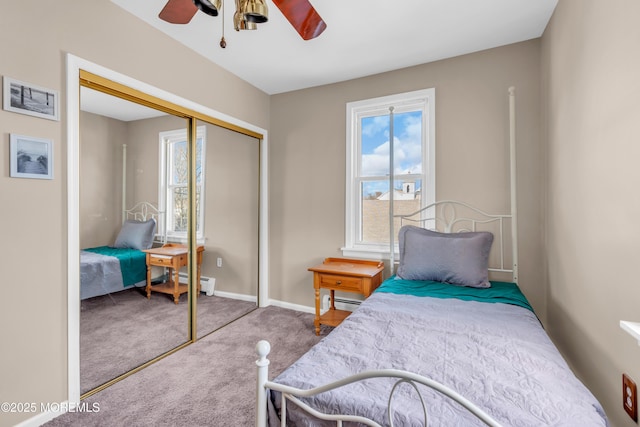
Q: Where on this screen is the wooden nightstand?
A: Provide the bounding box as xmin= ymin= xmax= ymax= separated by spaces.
xmin=308 ymin=258 xmax=384 ymax=335
xmin=143 ymin=243 xmax=204 ymax=304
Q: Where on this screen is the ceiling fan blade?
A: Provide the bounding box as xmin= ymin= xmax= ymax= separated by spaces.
xmin=158 ymin=0 xmax=198 ymax=24
xmin=272 ymin=0 xmax=327 ymax=40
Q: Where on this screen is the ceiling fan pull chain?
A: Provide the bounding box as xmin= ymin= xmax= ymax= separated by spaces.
xmin=220 ymin=0 xmax=227 ymax=48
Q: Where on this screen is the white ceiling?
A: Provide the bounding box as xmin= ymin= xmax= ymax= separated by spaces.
xmin=81 ymin=87 xmax=168 ymax=121
xmin=111 ymin=0 xmax=558 ymax=95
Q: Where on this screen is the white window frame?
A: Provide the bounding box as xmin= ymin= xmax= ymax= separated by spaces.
xmin=342 ymin=88 xmax=436 ymax=260
xmin=158 ymin=126 xmax=206 ymax=242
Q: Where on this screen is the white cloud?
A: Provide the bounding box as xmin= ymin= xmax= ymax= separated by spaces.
xmin=362 ymin=115 xmax=389 ymax=138
xmin=361 ymin=113 xmax=423 ymax=176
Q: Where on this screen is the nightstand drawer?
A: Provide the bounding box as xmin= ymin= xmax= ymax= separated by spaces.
xmin=149 ymin=255 xmax=174 ymax=266
xmin=319 ymin=274 xmax=362 ymax=292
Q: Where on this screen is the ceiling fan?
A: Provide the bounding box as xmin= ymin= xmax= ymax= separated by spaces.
xmin=158 ymin=0 xmax=327 ymax=44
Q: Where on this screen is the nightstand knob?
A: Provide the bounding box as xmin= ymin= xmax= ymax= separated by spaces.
xmin=336 ymin=280 xmax=342 ymax=285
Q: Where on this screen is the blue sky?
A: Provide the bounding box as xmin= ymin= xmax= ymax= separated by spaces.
xmin=360 ymin=111 xmax=422 ymax=197
xmin=361 ymin=110 xmax=422 ymax=177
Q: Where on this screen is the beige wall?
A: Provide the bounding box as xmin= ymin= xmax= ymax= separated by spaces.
xmin=542 ymin=1 xmax=640 ymax=426
xmin=0 ymin=1 xmax=268 ymax=426
xmin=269 ymin=41 xmax=544 ymax=319
xmin=79 ymin=111 xmax=126 ymax=248
xmin=121 ymin=114 xmax=187 ymax=209
xmin=200 ymin=123 xmax=259 ymax=296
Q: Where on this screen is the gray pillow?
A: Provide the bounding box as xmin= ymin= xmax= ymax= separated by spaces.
xmin=396 ymin=225 xmax=494 ymax=288
xmin=113 ymin=219 xmax=156 ymax=250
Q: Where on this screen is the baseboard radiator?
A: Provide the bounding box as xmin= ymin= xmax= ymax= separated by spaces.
xmin=178 ymin=272 xmax=216 ymax=296
xmin=322 ymin=294 xmax=362 ymax=312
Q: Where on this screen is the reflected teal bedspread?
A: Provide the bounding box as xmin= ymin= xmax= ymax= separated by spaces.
xmin=83 ymin=246 xmax=147 ymax=287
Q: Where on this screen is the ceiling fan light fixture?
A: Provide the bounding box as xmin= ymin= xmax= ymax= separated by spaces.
xmin=160 ymin=0 xmax=326 ymax=43
xmin=234 ymin=0 xmax=258 ymax=31
xmin=234 ymin=12 xmax=258 ymax=30
xmin=241 ymin=0 xmax=268 ymax=24
xmin=192 ymin=0 xmax=221 ymax=16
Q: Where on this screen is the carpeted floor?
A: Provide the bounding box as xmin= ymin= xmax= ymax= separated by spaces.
xmin=81 ymin=288 xmax=257 ymax=394
xmin=47 ymin=305 xmax=330 ymax=426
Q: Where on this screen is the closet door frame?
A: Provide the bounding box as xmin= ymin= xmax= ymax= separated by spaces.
xmin=66 ymin=53 xmax=269 ymax=403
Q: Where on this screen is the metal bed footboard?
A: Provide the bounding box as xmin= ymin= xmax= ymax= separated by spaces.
xmin=255 ymin=340 xmax=503 ymax=427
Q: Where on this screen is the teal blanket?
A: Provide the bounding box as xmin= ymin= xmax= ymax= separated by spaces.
xmin=376 ymin=276 xmax=533 ymax=312
xmin=83 ymin=246 xmax=147 ymax=287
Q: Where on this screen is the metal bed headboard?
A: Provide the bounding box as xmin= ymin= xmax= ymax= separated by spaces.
xmin=393 ymin=200 xmax=517 ymax=282
xmin=121 ymin=144 xmax=167 ymax=245
xmin=123 ymin=201 xmax=160 ymax=222
xmin=389 ymin=87 xmax=518 ymax=284
xmin=122 ymin=201 xmax=167 ymax=244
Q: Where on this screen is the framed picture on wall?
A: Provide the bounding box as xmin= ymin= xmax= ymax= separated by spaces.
xmin=10 ymin=134 xmax=54 ymax=180
xmin=3 ymin=76 xmax=59 ymax=121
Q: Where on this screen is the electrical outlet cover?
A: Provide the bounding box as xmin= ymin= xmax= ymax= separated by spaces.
xmin=623 ymin=373 xmax=638 ymax=422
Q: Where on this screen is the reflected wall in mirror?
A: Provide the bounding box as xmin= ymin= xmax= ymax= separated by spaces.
xmin=196 ymin=119 xmax=259 ymax=337
xmin=79 ymin=87 xmax=190 ymax=394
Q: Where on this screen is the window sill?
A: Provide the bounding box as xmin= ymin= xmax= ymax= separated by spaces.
xmin=165 ymin=235 xmax=207 ymax=246
xmin=621 ymin=321 xmax=640 ymax=346
xmin=341 ymin=246 xmax=398 ymax=261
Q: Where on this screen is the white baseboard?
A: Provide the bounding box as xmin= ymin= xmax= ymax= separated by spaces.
xmin=266 ymin=298 xmax=314 ymax=314
xmin=267 ymin=297 xmax=362 ymax=315
xmin=13 ymin=400 xmax=73 ymax=427
xmin=213 ymin=290 xmax=257 ymax=304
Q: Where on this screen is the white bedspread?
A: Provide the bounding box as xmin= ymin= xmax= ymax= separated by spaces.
xmin=270 ymin=292 xmax=608 ymax=426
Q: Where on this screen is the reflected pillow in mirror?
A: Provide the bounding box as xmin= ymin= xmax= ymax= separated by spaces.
xmin=397 ymin=225 xmax=494 ymax=288
xmin=113 ymin=219 xmax=156 ymax=250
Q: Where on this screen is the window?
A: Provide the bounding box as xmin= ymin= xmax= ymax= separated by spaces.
xmin=343 ymin=89 xmax=435 ymax=258
xmin=158 ymin=126 xmax=206 ymax=241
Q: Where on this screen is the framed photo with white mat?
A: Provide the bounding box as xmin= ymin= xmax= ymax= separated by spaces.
xmin=9 ymin=134 xmax=54 ymax=180
xmin=3 ymin=76 xmax=59 ymax=121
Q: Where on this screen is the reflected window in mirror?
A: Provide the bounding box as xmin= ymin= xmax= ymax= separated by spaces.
xmin=159 ymin=126 xmax=207 ymax=241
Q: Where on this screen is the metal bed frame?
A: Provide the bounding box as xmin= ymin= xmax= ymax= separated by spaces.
xmin=254 ymin=87 xmax=517 ymax=427
xmin=253 ymin=200 xmax=515 ymax=427
xmin=394 ymin=199 xmax=517 ymax=281
xmin=122 ymin=200 xmax=166 ymax=245
xmin=255 ymin=340 xmax=503 ymax=427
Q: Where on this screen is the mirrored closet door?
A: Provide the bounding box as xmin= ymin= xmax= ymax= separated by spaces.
xmin=76 ymin=72 xmax=261 ymax=398
xmin=79 ymin=87 xmax=191 ymax=395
